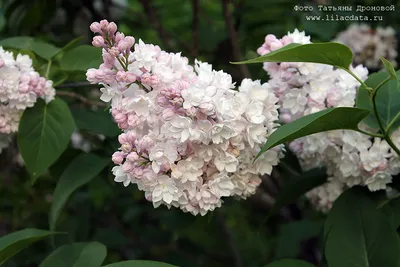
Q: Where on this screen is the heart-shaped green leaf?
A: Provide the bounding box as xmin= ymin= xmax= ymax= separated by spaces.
xmin=17 ymin=98 xmax=76 ymax=182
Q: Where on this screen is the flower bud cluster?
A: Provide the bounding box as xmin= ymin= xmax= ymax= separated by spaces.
xmin=334 ymin=23 xmax=397 ymax=69
xmin=0 ymin=47 xmax=55 ymax=152
xmin=258 ymin=29 xmax=400 ymax=212
xmin=87 ymin=20 xmax=283 ymax=215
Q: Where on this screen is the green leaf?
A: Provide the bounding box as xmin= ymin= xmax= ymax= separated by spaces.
xmin=0 ymin=37 xmax=60 ymax=60
xmin=49 ymin=153 xmax=109 ymax=230
xmin=0 ymin=36 xmax=34 ymax=50
xmin=232 ymin=42 xmax=353 ymax=69
xmin=0 ymin=229 xmax=61 ymax=265
xmin=30 ymin=41 xmax=61 ymax=60
xmin=257 ymin=107 xmax=370 ymax=158
xmin=39 ymin=242 xmax=107 ymax=267
xmin=71 ymin=107 xmax=120 ymax=137
xmin=103 ymin=261 xmax=177 ymax=267
xmin=54 ymin=36 xmax=84 ymax=59
xmin=267 ymin=168 xmax=327 ymax=220
xmin=356 ymin=71 xmax=400 ymax=131
xmin=324 ymin=187 xmax=400 ymax=267
xmin=381 ymin=57 xmax=397 ymax=80
xmin=264 ymin=259 xmax=315 ymax=267
xmin=17 ymin=98 xmax=76 ymax=181
xmin=381 ymin=198 xmax=400 ymax=230
xmin=60 ymin=45 xmax=102 ymax=71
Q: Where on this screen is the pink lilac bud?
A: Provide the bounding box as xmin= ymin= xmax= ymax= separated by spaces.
xmin=20 ymin=73 xmax=30 ymax=83
xmin=127 ymin=113 xmax=141 ymax=127
xmin=125 ymin=72 xmax=137 ymax=83
xmin=103 ymin=53 xmax=115 ymax=66
xmin=0 ymin=59 xmax=4 ymax=68
xmin=115 ymin=32 xmax=125 ymax=43
xmin=281 ymin=36 xmax=293 ymax=45
xmin=107 ymin=22 xmax=118 ymax=36
xmin=257 ymin=47 xmax=270 ymax=56
xmin=118 ymin=121 xmax=129 ymax=130
xmin=141 ymin=73 xmax=160 ymax=87
xmin=138 ymin=136 xmax=154 ymax=151
xmin=170 ymin=97 xmax=183 ymax=106
xmin=121 ymin=143 xmax=132 ymax=153
xmin=95 ymin=68 xmax=116 ymax=84
xmin=19 ymin=83 xmax=29 ymax=93
xmin=118 ymin=133 xmax=128 ymax=144
xmin=100 ymin=19 xmax=109 ymax=29
xmin=270 ymin=41 xmax=283 ymax=51
xmin=86 ymin=69 xmax=97 ymax=83
xmin=118 ymin=132 xmax=136 ymax=145
xmin=114 ymin=113 xmax=127 ymax=124
xmin=133 ymin=167 xmax=144 ymax=178
xmin=125 ymin=36 xmax=135 ymax=49
xmin=145 ymin=193 xmax=152 ymax=201
xmin=126 ymin=131 xmax=137 ymax=143
xmin=265 ymin=34 xmax=278 ymax=44
xmin=280 ymin=113 xmax=292 ymax=123
xmin=112 ymin=151 xmax=125 ymax=164
xmin=117 ymin=40 xmax=129 ymax=53
xmin=108 ymin=47 xmax=120 ymax=57
xmin=90 ymin=22 xmax=102 ymax=33
xmin=92 ymin=36 xmax=105 ymax=47
xmin=116 ymin=71 xmax=137 ymax=83
xmin=116 ymin=71 xmax=126 ymax=82
xmin=126 ymin=152 xmax=139 ymax=162
xmin=160 ymin=87 xmax=180 ymax=99
xmin=122 ymin=161 xmax=135 ymax=173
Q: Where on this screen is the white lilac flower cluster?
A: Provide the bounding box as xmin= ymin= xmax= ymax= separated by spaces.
xmin=257 ymin=29 xmax=400 ymax=212
xmin=0 ymin=47 xmax=55 ymax=154
xmin=334 ymin=23 xmax=398 ymax=69
xmin=86 ymin=20 xmax=283 ymax=215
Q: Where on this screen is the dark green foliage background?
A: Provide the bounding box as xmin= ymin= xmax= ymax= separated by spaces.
xmin=0 ymin=0 xmax=399 ymax=266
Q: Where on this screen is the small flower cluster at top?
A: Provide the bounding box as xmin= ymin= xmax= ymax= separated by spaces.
xmin=334 ymin=23 xmax=398 ymax=70
xmin=257 ymin=29 xmax=400 ymax=212
xmin=0 ymin=47 xmax=55 ymax=153
xmin=86 ymin=20 xmax=283 ymax=216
